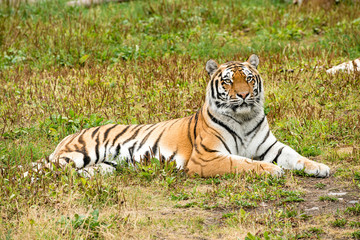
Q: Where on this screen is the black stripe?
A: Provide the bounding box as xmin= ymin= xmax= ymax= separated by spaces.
xmin=77 ymin=134 xmax=91 ymax=167
xmin=223 ymin=113 xmax=243 ymax=126
xmin=199 ymin=155 xmax=222 ymax=162
xmin=137 ymin=127 xmax=157 ymax=151
xmin=207 ymin=109 xmax=243 ymax=147
xmin=144 ymin=151 xmax=150 ymax=160
xmin=200 ymin=142 xmax=219 ymax=153
xmin=214 ymin=134 xmax=231 ymax=154
xmin=273 ymin=147 xmax=284 ymax=163
xmin=201 ymin=116 xmax=232 ymax=154
xmin=122 ymin=128 xmax=141 ymax=145
xmin=193 ymin=110 xmax=200 ymax=140
xmin=101 ymin=140 xmax=110 ymax=163
xmin=91 ymin=126 xmax=101 ymax=138
xmin=256 ymin=75 xmax=261 ymax=93
xmin=131 ymin=124 xmax=143 ymax=132
xmin=187 ymin=115 xmax=194 ymax=147
xmin=256 ymin=130 xmax=270 ymax=153
xmin=210 ymin=80 xmax=216 ymax=99
xmin=128 ymin=143 xmax=136 ymax=161
xmin=112 ymin=125 xmax=131 ymax=145
xmin=104 ymin=124 xmax=118 ymax=140
xmin=113 ymin=144 xmax=121 ymax=160
xmin=103 ymin=161 xmax=118 ymax=168
xmin=245 ymin=115 xmax=265 ymax=136
xmin=259 ymin=140 xmax=278 ymax=161
xmin=168 ymin=150 xmax=177 ymax=161
xmin=94 ymin=132 xmax=101 ymax=164
xmin=152 ymin=130 xmax=165 ymax=156
xmin=144 ymin=123 xmax=156 ymax=131
xmin=169 ymin=118 xmax=181 ymax=129
xmin=194 ymin=143 xmax=201 ymax=154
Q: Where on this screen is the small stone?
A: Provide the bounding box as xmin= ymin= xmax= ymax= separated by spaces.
xmin=328 ymin=192 xmax=347 ymax=196
xmin=349 ymin=200 xmax=359 ymax=204
xmin=305 ymin=207 xmax=319 ymax=211
xmin=259 ymin=202 xmax=267 ymax=207
xmin=338 ymin=198 xmax=344 ymax=201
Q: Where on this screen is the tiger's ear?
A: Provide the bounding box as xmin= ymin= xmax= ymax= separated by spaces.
xmin=206 ymin=59 xmax=218 ymax=76
xmin=247 ymin=54 xmax=260 ymax=69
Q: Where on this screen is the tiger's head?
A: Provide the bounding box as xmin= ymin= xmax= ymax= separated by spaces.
xmin=205 ymin=54 xmax=264 ymax=119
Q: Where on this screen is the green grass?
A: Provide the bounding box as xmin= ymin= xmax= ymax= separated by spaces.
xmin=319 ymin=196 xmax=339 ymax=202
xmin=1 ymin=0 xmax=360 ymax=239
xmin=331 ymin=218 xmax=348 ymax=228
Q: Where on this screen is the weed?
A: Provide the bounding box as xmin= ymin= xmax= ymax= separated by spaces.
xmin=352 ymin=231 xmax=360 ymax=240
xmin=281 ymin=196 xmax=305 ymax=204
xmin=296 ymin=227 xmax=324 ymax=239
xmin=319 ymin=196 xmax=339 ymax=202
xmin=315 ymin=183 xmax=326 ymax=189
xmin=349 ymin=221 xmax=360 ymax=228
xmin=331 ymin=218 xmax=348 ymax=228
xmin=58 ymin=209 xmax=106 ymax=238
xmin=293 ymin=169 xmax=316 ymax=177
xmin=345 ymin=203 xmax=360 ymax=216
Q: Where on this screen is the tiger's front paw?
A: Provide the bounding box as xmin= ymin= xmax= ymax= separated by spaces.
xmin=258 ymin=162 xmax=284 ymax=177
xmin=295 ymin=158 xmax=330 ymax=177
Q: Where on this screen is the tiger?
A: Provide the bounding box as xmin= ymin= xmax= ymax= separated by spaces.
xmin=26 ymin=54 xmax=330 ymax=178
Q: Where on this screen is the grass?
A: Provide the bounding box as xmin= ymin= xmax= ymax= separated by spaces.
xmin=319 ymin=196 xmax=339 ymax=202
xmin=1 ymin=0 xmax=360 ymax=239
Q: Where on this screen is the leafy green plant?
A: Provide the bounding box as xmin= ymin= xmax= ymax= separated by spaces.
xmin=331 ymin=218 xmax=348 ymax=228
xmin=349 ymin=221 xmax=360 ymax=228
xmin=315 ymin=183 xmax=326 ymax=189
xmin=345 ymin=203 xmax=360 ymax=216
xmin=319 ymin=196 xmax=338 ymax=202
xmin=352 ymin=231 xmax=360 ymax=240
xmin=58 ymin=209 xmax=106 ymax=237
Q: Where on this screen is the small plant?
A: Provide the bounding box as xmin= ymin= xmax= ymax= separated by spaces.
xmin=281 ymin=196 xmax=305 ymax=203
xmin=300 ymin=213 xmax=312 ymax=220
xmin=170 ymin=191 xmax=190 ymax=201
xmin=315 ymin=183 xmax=326 ymax=189
xmin=245 ymin=231 xmax=271 ymax=240
xmin=58 ymin=209 xmax=106 ymax=237
xmin=345 ymin=203 xmax=360 ymax=216
xmin=308 ymin=227 xmax=324 ymax=234
xmin=331 ymin=218 xmax=348 ymax=228
xmin=293 ymin=169 xmax=316 ymax=177
xmin=352 ymin=231 xmax=360 ymax=240
xmin=349 ymin=221 xmax=360 ymax=228
xmin=319 ymin=196 xmax=338 ymax=202
xmin=174 ymin=202 xmax=198 ymax=208
xmin=354 ymin=172 xmax=360 ymax=181
xmin=234 ymin=200 xmax=258 ymax=208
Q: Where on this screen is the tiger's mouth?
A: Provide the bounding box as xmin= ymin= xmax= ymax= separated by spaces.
xmin=229 ymin=101 xmax=254 ymax=112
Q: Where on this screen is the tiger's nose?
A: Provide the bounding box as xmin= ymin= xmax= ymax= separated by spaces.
xmin=237 ymin=92 xmax=249 ymax=99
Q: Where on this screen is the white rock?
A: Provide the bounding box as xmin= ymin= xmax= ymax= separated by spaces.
xmin=305 ymin=207 xmax=319 ymax=211
xmin=259 ymin=202 xmax=267 ymax=207
xmin=348 ymin=200 xmax=359 ymax=204
xmin=328 ymin=192 xmax=347 ymax=196
xmin=326 ymin=58 xmax=360 ymax=74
